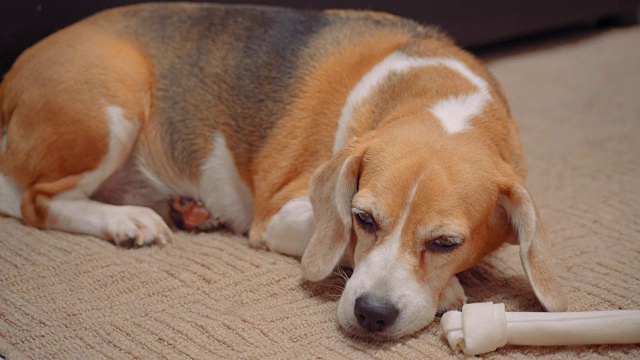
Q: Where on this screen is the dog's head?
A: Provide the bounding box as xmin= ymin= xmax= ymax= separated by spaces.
xmin=301 ymin=115 xmax=567 ymax=339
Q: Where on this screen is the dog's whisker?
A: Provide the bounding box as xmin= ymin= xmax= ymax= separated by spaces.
xmin=322 ymin=284 xmax=344 ymax=289
xmin=322 ymin=284 xmax=345 ymax=291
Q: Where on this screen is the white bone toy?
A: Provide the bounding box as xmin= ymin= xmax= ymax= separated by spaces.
xmin=440 ymin=302 xmax=640 ymax=356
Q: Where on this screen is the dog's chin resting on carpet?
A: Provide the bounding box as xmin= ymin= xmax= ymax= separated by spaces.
xmin=0 ymin=2 xmax=567 ymax=339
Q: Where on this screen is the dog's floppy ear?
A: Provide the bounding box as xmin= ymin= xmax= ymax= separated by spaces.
xmin=301 ymin=142 xmax=364 ymax=281
xmin=499 ymin=178 xmax=568 ymax=312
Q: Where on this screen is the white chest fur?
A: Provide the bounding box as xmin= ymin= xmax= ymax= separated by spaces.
xmin=198 ymin=132 xmax=254 ymax=234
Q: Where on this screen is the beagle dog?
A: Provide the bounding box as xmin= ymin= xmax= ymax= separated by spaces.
xmin=0 ymin=3 xmax=567 ymax=339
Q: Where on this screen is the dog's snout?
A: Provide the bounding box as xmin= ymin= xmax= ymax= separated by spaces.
xmin=354 ymin=296 xmax=399 ymax=332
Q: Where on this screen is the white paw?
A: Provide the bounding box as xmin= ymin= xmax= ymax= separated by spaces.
xmin=263 ymin=197 xmax=315 ymax=257
xmin=105 ymin=206 xmax=172 ymax=247
xmin=248 ymin=232 xmax=267 ymax=250
xmin=437 ymin=275 xmax=467 ymax=314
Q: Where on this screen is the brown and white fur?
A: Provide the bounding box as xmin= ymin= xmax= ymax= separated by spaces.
xmin=0 ymin=3 xmax=566 ymax=339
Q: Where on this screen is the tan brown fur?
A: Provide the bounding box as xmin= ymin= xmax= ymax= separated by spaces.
xmin=299 ymin=34 xmax=566 ymax=315
xmin=0 ymin=3 xmax=564 ymax=331
xmin=0 ymin=22 xmax=151 ymax=227
xmin=249 ymin=31 xmax=411 ymax=244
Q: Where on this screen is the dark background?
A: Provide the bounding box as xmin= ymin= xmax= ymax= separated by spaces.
xmin=1 ymin=0 xmax=639 ymax=74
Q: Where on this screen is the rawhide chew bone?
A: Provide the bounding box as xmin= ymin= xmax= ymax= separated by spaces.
xmin=440 ymin=302 xmax=640 ymax=356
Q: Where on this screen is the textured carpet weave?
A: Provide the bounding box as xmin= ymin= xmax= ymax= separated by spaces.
xmin=1 ymin=26 xmax=639 ymax=359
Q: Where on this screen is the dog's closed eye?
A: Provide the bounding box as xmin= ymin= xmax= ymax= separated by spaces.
xmin=424 ymin=236 xmax=464 ymax=253
xmin=352 ymin=208 xmax=377 ymax=232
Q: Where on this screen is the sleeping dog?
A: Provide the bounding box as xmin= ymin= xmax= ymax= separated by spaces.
xmin=0 ymin=3 xmax=566 ymax=339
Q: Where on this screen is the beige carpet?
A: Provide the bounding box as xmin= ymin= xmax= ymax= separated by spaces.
xmin=1 ymin=26 xmax=639 ymax=359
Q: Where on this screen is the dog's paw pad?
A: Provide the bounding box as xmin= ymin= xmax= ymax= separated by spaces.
xmin=437 ymin=275 xmax=467 ymax=314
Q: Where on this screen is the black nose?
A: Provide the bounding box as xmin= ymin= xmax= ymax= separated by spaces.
xmin=354 ymin=296 xmax=399 ymax=332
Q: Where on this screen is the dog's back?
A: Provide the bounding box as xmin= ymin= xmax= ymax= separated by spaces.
xmin=0 ymin=3 xmax=566 ymax=338
xmin=0 ymin=2 xmax=448 ymax=239
xmin=84 ymin=3 xmax=448 ymax=177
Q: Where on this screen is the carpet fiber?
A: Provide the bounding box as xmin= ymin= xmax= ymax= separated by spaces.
xmin=1 ymin=26 xmax=639 ymax=359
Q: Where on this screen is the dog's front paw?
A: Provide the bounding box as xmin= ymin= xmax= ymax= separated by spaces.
xmin=248 ymin=229 xmax=268 ymax=250
xmin=437 ymin=275 xmax=466 ymax=314
xmin=105 ymin=206 xmax=172 ymax=247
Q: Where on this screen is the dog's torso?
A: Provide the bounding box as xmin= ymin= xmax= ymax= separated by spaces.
xmin=59 ymin=3 xmax=454 ymax=234
xmin=0 ymin=3 xmax=565 ymax=339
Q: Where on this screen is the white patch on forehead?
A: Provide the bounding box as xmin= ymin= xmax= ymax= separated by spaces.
xmin=333 ymin=53 xmax=492 ymax=153
xmin=390 ymin=179 xmax=420 ymax=241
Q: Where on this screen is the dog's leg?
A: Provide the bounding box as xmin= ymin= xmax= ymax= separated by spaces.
xmin=249 ymin=178 xmax=314 ymax=257
xmin=261 ymin=196 xmax=315 ymax=257
xmin=0 ymin=32 xmax=171 ymax=245
xmin=48 ymin=200 xmax=172 ymax=246
xmin=437 ymin=275 xmax=467 ymax=313
xmin=0 ymin=173 xmax=23 ymax=219
xmin=40 ymin=106 xmax=171 ymax=246
xmin=8 ymin=104 xmax=171 ymax=246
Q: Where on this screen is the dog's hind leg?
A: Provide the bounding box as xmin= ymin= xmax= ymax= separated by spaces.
xmin=0 ymin=86 xmax=24 ymax=220
xmin=8 ymin=104 xmax=171 ymax=246
xmin=0 ymin=172 xmax=23 ymax=219
xmin=38 ymin=106 xmax=171 ymax=246
xmin=0 ymin=29 xmax=171 ymax=246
